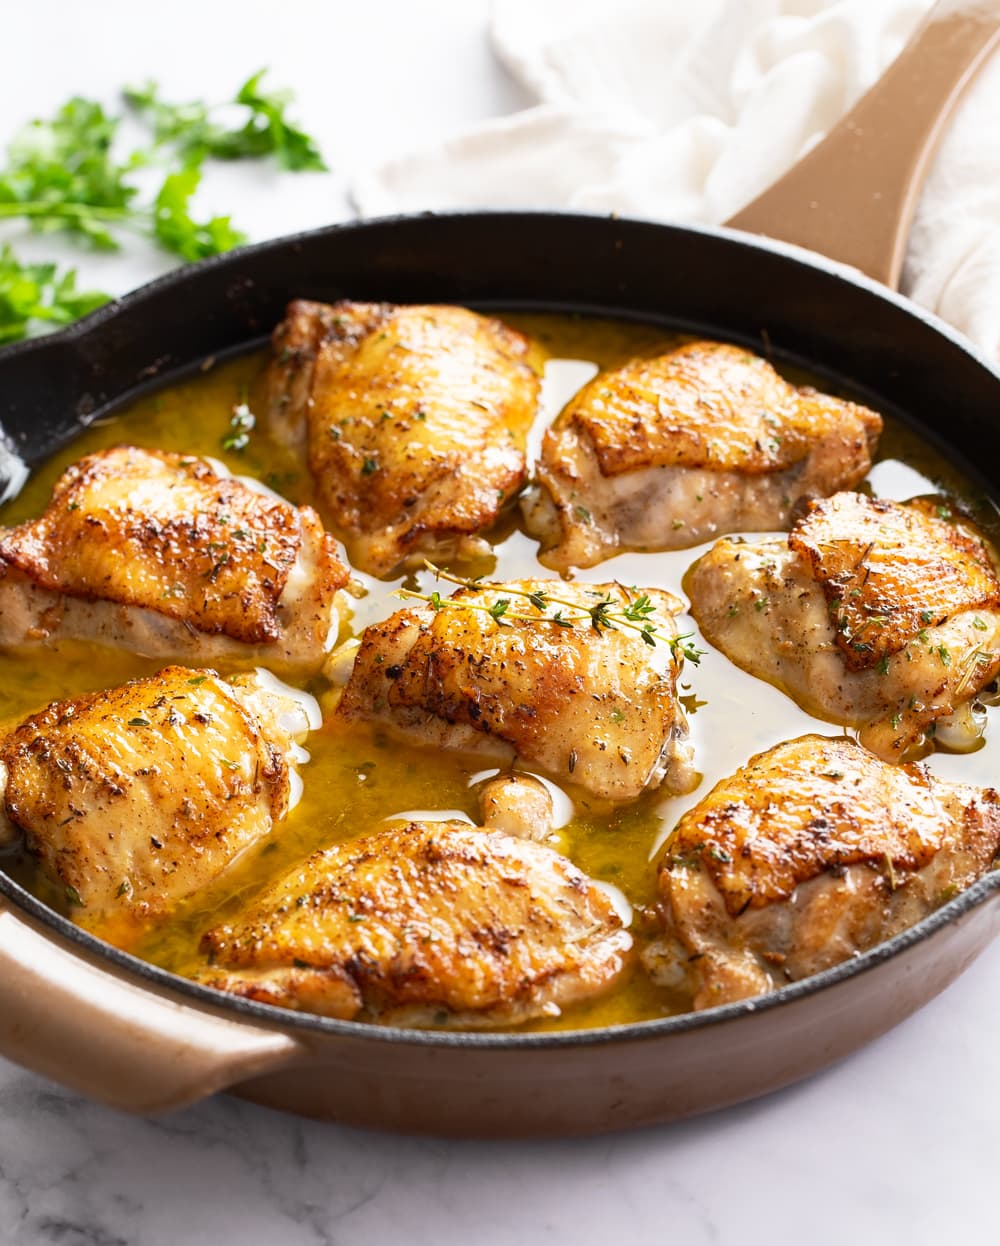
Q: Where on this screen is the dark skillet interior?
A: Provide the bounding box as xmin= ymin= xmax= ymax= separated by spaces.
xmin=2 ymin=209 xmax=1000 ymax=1049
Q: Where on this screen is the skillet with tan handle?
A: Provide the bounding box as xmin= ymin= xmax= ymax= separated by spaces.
xmin=0 ymin=0 xmax=999 ymax=1135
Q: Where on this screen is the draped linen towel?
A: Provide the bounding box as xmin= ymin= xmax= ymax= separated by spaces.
xmin=354 ymin=0 xmax=1000 ymax=360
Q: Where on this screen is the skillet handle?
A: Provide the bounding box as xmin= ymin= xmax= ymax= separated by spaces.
xmin=725 ymin=0 xmax=1000 ymax=288
xmin=0 ymin=900 xmax=305 ymax=1113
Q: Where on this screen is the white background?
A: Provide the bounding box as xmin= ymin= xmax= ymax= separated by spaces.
xmin=1 ymin=3 xmax=999 ymax=1243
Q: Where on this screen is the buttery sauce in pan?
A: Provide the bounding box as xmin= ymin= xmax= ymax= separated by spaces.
xmin=2 ymin=312 xmax=998 ymax=1032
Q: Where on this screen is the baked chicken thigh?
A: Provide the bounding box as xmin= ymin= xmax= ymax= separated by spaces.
xmin=523 ymin=340 xmax=881 ymax=570
xmin=336 ymin=578 xmax=696 ymax=801
xmin=0 ymin=665 xmax=317 ymax=946
xmin=197 ymin=819 xmax=632 ymax=1025
xmin=646 ymin=734 xmax=1000 ymax=1009
xmin=689 ymin=492 xmax=1000 ymax=759
xmin=0 ymin=447 xmax=349 ymax=674
xmin=265 ymin=300 xmax=540 ymax=577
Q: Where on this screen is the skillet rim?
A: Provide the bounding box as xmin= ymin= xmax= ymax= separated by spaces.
xmin=1 ymin=208 xmax=999 ymax=384
xmin=3 ymin=864 xmax=999 ymax=1047
xmin=2 ymin=207 xmax=1000 ymax=1049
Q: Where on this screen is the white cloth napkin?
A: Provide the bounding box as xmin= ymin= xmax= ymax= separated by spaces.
xmin=354 ymin=0 xmax=1000 ymax=361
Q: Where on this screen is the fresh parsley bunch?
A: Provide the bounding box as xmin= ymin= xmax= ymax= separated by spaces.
xmin=0 ymin=70 xmax=327 ymax=343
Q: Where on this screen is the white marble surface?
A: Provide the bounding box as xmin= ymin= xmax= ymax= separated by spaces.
xmin=2 ymin=3 xmax=1000 ymax=1242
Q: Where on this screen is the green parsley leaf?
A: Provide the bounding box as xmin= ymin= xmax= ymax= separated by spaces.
xmin=152 ymin=164 xmax=246 ymax=262
xmin=234 ymin=70 xmax=327 ymax=170
xmin=125 ymin=70 xmax=326 ymax=171
xmin=0 ymin=73 xmax=326 ymax=344
xmin=0 ymin=97 xmax=138 ymax=250
xmin=0 ymin=244 xmax=110 ymax=343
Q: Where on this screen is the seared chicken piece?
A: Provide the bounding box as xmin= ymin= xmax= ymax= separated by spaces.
xmin=523 ymin=340 xmax=881 ymax=571
xmin=265 ymin=300 xmax=540 ymax=577
xmin=646 ymin=735 xmax=1000 ymax=1009
xmin=0 ymin=666 xmax=318 ymax=947
xmin=689 ymin=492 xmax=1000 ymax=760
xmin=0 ymin=447 xmax=349 ymax=675
xmin=336 ymin=579 xmax=696 ymax=801
xmin=197 ymin=819 xmax=632 ymax=1026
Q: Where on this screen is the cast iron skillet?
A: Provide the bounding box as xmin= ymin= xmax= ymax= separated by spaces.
xmin=0 ymin=7 xmax=999 ymax=1137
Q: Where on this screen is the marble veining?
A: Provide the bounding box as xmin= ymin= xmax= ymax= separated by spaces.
xmin=1 ymin=933 xmax=999 ymax=1245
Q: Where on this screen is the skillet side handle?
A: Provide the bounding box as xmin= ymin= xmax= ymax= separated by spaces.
xmin=0 ymin=901 xmax=305 ymax=1114
xmin=725 ymin=0 xmax=1000 ymax=289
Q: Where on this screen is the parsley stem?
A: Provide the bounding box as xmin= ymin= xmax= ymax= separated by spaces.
xmin=0 ymin=202 xmax=134 ymax=222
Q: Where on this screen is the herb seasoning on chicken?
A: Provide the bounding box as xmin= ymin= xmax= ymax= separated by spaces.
xmin=688 ymin=491 xmax=1000 ymax=758
xmin=265 ymin=300 xmax=540 ymax=577
xmin=646 ymin=735 xmax=1000 ymax=1009
xmin=523 ymin=340 xmax=881 ymax=570
xmin=0 ymin=446 xmax=350 ymax=674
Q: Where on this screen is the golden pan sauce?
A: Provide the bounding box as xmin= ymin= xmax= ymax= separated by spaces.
xmin=2 ymin=313 xmax=998 ymax=1031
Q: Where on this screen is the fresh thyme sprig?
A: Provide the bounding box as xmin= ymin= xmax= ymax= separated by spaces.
xmin=396 ymin=562 xmax=705 ymax=665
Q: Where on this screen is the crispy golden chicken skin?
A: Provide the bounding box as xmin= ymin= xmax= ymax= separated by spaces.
xmin=688 ymin=493 xmax=1000 ymax=759
xmin=0 ymin=666 xmax=317 ymax=947
xmin=265 ymin=300 xmax=540 ymax=577
xmin=336 ymin=579 xmax=695 ymax=801
xmin=522 ymin=340 xmax=882 ymax=570
xmin=0 ymin=447 xmax=349 ymax=674
xmin=196 ymin=820 xmax=633 ymax=1026
xmin=788 ymin=493 xmax=1000 ymax=670
xmin=646 ymin=735 xmax=1000 ymax=1009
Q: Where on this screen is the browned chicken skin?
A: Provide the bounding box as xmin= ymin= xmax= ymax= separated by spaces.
xmin=336 ymin=579 xmax=696 ymax=801
xmin=523 ymin=340 xmax=882 ymax=570
xmin=0 ymin=666 xmax=317 ymax=947
xmin=265 ymin=300 xmax=540 ymax=577
xmin=646 ymin=735 xmax=1000 ymax=1009
xmin=0 ymin=446 xmax=349 ymax=674
xmin=197 ymin=819 xmax=633 ymax=1026
xmin=689 ymin=492 xmax=1000 ymax=759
